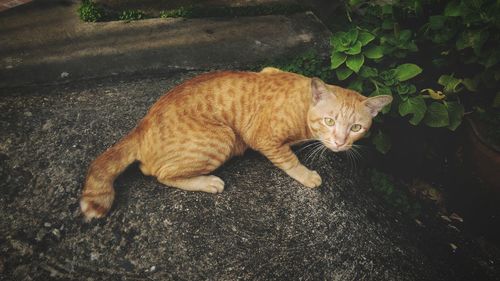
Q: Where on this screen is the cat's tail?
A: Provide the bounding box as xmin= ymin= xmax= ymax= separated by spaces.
xmin=80 ymin=131 xmax=138 ymax=221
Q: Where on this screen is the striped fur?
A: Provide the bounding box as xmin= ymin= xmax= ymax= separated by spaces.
xmin=80 ymin=68 xmax=392 ymax=220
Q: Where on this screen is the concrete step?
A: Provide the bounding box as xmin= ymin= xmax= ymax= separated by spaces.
xmin=0 ymin=1 xmax=331 ymax=88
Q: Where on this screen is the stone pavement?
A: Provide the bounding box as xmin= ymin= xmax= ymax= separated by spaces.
xmin=0 ymin=74 xmax=442 ymax=280
xmin=1 ymin=1 xmax=500 ymax=281
xmin=0 ymin=1 xmax=330 ymax=88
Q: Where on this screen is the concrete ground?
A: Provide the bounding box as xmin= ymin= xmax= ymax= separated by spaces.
xmin=0 ymin=0 xmax=330 ymax=88
xmin=1 ymin=1 xmax=500 ymax=281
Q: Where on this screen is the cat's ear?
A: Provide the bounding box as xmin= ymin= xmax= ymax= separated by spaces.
xmin=363 ymin=95 xmax=393 ymax=117
xmin=311 ymin=78 xmax=332 ymax=105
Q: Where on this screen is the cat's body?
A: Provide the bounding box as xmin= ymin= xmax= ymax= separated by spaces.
xmin=80 ymin=68 xmax=392 ymax=220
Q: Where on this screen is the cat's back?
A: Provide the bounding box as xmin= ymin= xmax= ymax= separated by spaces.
xmin=137 ymin=69 xmax=310 ymax=142
xmin=154 ymin=71 xmax=254 ymax=105
xmin=151 ymin=70 xmax=306 ymax=111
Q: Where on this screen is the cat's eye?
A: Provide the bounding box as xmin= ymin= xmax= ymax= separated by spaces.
xmin=324 ymin=117 xmax=335 ymax=126
xmin=351 ymin=124 xmax=362 ymax=132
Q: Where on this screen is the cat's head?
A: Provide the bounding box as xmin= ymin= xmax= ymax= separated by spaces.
xmin=307 ymin=78 xmax=392 ymax=152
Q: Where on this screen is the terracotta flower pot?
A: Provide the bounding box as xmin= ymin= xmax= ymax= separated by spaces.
xmin=464 ymin=115 xmax=500 ymax=192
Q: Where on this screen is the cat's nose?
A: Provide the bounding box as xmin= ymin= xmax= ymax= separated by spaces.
xmin=334 ymin=140 xmax=346 ymax=146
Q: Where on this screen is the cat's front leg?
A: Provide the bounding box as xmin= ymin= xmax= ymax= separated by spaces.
xmin=285 ymin=163 xmax=322 ymax=188
xmin=258 ymin=144 xmax=322 ymax=188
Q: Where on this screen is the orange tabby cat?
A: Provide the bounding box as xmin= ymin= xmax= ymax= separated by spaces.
xmin=80 ymin=68 xmax=392 ymax=220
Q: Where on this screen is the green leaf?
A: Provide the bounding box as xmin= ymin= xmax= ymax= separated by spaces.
xmin=371 ymin=85 xmax=392 ymax=97
xmin=398 ymin=29 xmax=412 ymax=42
xmin=380 ymin=69 xmax=398 ymax=86
xmin=346 ymin=54 xmax=365 ymax=73
xmin=363 ymin=45 xmax=384 ymax=59
xmin=407 ymin=42 xmax=418 ymax=52
xmin=394 ymin=64 xmax=422 ymax=81
xmin=446 ymin=102 xmax=464 ymax=131
xmin=481 ymin=51 xmax=500 ymax=68
xmin=444 ymin=1 xmax=461 ymax=17
xmin=372 ymin=130 xmax=392 ymax=154
xmin=358 ymin=31 xmax=375 ymax=46
xmin=345 ymin=28 xmax=359 ymax=44
xmin=359 ymin=66 xmax=378 ymax=78
xmin=438 ymin=74 xmax=463 ymax=93
xmin=348 ymin=0 xmax=363 ymax=6
xmin=331 ymin=52 xmax=347 ymax=69
xmin=381 ymin=5 xmax=393 ymax=15
xmin=330 ymin=32 xmax=349 ymax=52
xmin=456 ymin=30 xmax=489 ymax=52
xmin=335 ymin=67 xmax=354 ymax=81
xmin=345 ymin=41 xmax=362 ymax=55
xmin=396 ymin=83 xmax=416 ymax=95
xmin=429 ymin=16 xmax=446 ymax=30
xmin=398 ymin=96 xmax=427 ymax=125
xmin=348 ymin=78 xmax=363 ymax=92
xmin=462 ymin=78 xmax=477 ymax=92
xmin=424 ymin=102 xmax=450 ymax=127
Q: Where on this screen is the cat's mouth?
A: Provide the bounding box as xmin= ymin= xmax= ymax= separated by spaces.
xmin=322 ymin=142 xmax=351 ymax=152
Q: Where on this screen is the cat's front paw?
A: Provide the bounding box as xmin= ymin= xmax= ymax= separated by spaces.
xmin=286 ymin=164 xmax=322 ymax=188
xmin=300 ymin=170 xmax=322 ymax=188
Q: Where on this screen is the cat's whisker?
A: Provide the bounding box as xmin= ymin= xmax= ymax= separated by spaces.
xmin=350 ymin=151 xmax=358 ymax=176
xmin=311 ymin=145 xmax=326 ymax=165
xmin=304 ymin=143 xmax=325 ymax=166
xmin=352 ymin=148 xmax=364 ymax=174
xmin=294 ymin=141 xmax=322 ymax=155
xmin=352 ymin=144 xmax=370 ymax=157
xmin=318 ymin=146 xmax=329 ymax=163
xmin=351 ymin=143 xmax=368 ymax=151
xmin=344 ymin=150 xmax=353 ymax=176
xmin=345 ymin=149 xmax=359 ymax=176
xmin=350 ymin=145 xmax=366 ymax=164
xmin=298 ymin=143 xmax=323 ymax=165
xmin=304 ymin=145 xmax=322 ymax=165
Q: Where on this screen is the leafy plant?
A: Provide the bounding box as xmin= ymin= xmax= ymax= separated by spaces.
xmin=422 ymin=0 xmax=500 ymax=93
xmin=160 ymin=6 xmax=193 ymax=18
xmin=329 ymin=0 xmax=500 ymax=154
xmin=379 ymin=29 xmax=418 ymax=58
xmin=474 ymin=105 xmax=500 ymax=148
xmin=372 ymin=130 xmax=392 ymax=154
xmin=418 ymin=74 xmax=475 ymax=130
xmin=119 ymin=9 xmax=147 ymax=21
xmin=370 ymin=169 xmax=421 ymax=217
xmin=78 ymin=0 xmax=104 ymax=22
xmin=263 ymin=50 xmax=334 ymax=83
xmin=330 ymin=27 xmax=383 ymax=80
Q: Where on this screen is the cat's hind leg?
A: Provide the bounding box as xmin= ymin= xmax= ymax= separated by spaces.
xmin=158 ymin=175 xmax=224 ymax=194
xmin=150 ymin=124 xmax=242 ymax=193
